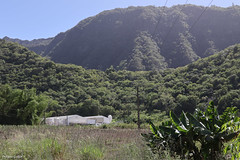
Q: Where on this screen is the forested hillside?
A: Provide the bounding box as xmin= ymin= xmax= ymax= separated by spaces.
xmin=0 ymin=40 xmax=239 ymax=120
xmin=6 ymin=5 xmax=240 ymax=71
xmin=3 ymin=36 xmax=53 ymax=55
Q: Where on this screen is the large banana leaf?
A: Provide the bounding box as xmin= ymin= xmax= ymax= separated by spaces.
xmin=187 ymin=112 xmax=206 ymax=128
xmin=180 ymin=111 xmax=189 ymax=129
xmin=193 ymin=126 xmax=212 ymax=136
xmin=223 ymin=131 xmax=240 ymax=142
xmin=149 ymin=121 xmax=158 ymax=136
xmin=170 ymin=111 xmax=188 ymax=132
xmin=158 ymin=125 xmax=179 ymax=135
xmin=144 ymin=102 xmax=240 ymax=159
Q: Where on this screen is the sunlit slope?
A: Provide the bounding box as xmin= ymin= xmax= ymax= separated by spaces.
xmin=0 ymin=39 xmax=239 ymax=117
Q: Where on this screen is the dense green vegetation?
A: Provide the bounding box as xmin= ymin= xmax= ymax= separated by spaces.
xmin=0 ymin=40 xmax=239 ymax=121
xmin=3 ymin=36 xmax=53 ymax=56
xmin=6 ymin=5 xmax=240 ymax=71
xmin=0 ymin=85 xmax=55 ymax=125
xmin=1 ymin=4 xmax=240 ymax=159
xmin=143 ymin=102 xmax=240 ymax=159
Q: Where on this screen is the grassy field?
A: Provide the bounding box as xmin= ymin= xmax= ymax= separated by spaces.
xmin=0 ymin=125 xmax=170 ymax=160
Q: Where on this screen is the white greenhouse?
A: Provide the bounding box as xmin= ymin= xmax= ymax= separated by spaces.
xmin=45 ymin=115 xmax=112 ymax=126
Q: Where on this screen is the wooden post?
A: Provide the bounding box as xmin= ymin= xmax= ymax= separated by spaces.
xmin=137 ymin=86 xmax=140 ymax=129
xmin=43 ymin=110 xmax=46 ymax=125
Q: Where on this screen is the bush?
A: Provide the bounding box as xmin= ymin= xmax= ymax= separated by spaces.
xmin=142 ymin=102 xmax=240 ymax=160
xmin=78 ymin=144 xmax=104 ymax=160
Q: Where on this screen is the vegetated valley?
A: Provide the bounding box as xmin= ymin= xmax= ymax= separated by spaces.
xmin=0 ymin=39 xmax=239 ymax=124
xmin=0 ymin=4 xmax=240 ymax=160
xmin=1 ymin=39 xmax=240 ymax=159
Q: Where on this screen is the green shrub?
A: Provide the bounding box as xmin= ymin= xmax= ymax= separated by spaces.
xmin=143 ymin=102 xmax=240 ymax=159
xmin=78 ymin=144 xmax=104 ymax=160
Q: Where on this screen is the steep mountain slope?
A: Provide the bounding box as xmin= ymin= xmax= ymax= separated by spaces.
xmin=0 ymin=40 xmax=239 ymax=117
xmin=4 ymin=5 xmax=240 ymax=71
xmin=42 ymin=5 xmax=240 ymax=70
xmin=3 ymin=36 xmax=53 ymax=55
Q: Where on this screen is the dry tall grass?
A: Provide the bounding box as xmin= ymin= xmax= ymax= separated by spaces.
xmin=0 ymin=125 xmax=163 ymax=160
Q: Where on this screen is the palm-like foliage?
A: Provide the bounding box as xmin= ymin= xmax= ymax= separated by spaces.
xmin=0 ymin=85 xmax=55 ymax=125
xmin=142 ymin=102 xmax=240 ymax=160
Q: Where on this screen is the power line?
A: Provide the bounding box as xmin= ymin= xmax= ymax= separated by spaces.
xmin=152 ymin=0 xmax=169 ymax=36
xmin=161 ymin=0 xmax=213 ymax=48
xmin=161 ymin=0 xmax=190 ymax=46
xmin=188 ymin=0 xmax=214 ymax=33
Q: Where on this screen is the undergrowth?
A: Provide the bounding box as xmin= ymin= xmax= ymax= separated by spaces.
xmin=0 ymin=125 xmax=166 ymax=160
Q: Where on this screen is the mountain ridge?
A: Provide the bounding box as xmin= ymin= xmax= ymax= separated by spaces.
xmin=4 ymin=5 xmax=240 ymax=71
xmin=3 ymin=36 xmax=53 ymax=55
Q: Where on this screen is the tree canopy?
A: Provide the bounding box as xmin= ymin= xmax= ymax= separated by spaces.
xmin=0 ymin=84 xmax=55 ymax=125
xmin=0 ymin=40 xmax=239 ymax=121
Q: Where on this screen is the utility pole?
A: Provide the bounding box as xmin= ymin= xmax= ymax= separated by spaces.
xmin=136 ymin=86 xmax=140 ymax=129
xmin=44 ymin=111 xmax=46 ymax=124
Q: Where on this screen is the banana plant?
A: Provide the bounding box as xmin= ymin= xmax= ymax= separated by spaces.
xmin=142 ymin=102 xmax=240 ymax=160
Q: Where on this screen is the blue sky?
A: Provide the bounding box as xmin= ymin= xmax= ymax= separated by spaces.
xmin=1 ymin=0 xmax=239 ymax=40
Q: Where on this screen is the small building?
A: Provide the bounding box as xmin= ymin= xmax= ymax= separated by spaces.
xmin=45 ymin=115 xmax=112 ymax=126
xmin=85 ymin=115 xmax=112 ymax=126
